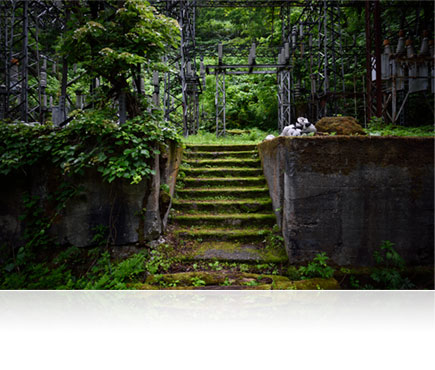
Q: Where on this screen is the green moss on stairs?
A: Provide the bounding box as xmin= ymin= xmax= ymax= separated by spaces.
xmin=184 ymin=150 xmax=258 ymax=159
xmin=177 ymin=187 xmax=269 ymax=199
xmin=174 ymin=240 xmax=288 ymax=263
xmin=175 ymin=227 xmax=269 ymax=243
xmin=184 ymin=158 xmax=261 ymax=168
xmin=173 ymin=213 xmax=276 ymax=227
xmin=172 ymin=198 xmax=272 ymax=213
xmin=181 ymin=177 xmax=266 ymax=187
xmin=186 ymin=144 xmax=257 ymax=152
xmin=181 ymin=167 xmax=263 ymax=177
xmin=130 ymin=272 xmax=339 ymax=290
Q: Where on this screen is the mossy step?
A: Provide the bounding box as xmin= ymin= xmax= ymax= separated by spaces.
xmin=174 ymin=241 xmax=288 ymax=263
xmin=186 ymin=144 xmax=257 ymax=152
xmin=181 ymin=177 xmax=266 ymax=188
xmin=182 ymin=167 xmax=263 ymax=178
xmin=131 ymin=272 xmax=339 ymax=290
xmin=172 ymin=199 xmax=272 ymax=213
xmin=184 ymin=150 xmax=258 ymax=159
xmin=176 ymin=187 xmax=270 ymax=199
xmin=174 ymin=227 xmax=269 ymax=243
xmin=184 ymin=158 xmax=261 ymax=168
xmin=173 ymin=213 xmax=276 ymax=227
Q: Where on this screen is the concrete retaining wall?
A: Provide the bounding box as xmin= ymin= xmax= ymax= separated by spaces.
xmin=258 ymin=136 xmax=434 ymax=266
xmin=0 ymin=141 xmax=182 ymax=250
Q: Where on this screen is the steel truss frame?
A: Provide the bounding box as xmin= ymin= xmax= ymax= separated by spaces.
xmin=1 ymin=0 xmax=44 ymax=122
xmin=152 ymin=0 xmax=201 ymax=136
xmin=2 ymin=0 xmax=433 ymax=131
xmin=278 ymin=3 xmax=292 ymax=132
xmin=0 ymin=0 xmax=68 ymax=124
xmin=285 ymin=0 xmax=350 ymax=123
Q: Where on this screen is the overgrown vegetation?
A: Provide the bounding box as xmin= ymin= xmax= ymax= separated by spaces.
xmin=57 ymin=0 xmax=179 ymax=118
xmin=365 ymin=117 xmax=434 ymax=137
xmin=298 ymin=252 xmax=335 ymax=280
xmin=0 ymin=243 xmax=148 ymax=290
xmin=0 ymin=232 xmax=426 ymax=289
xmin=0 ymin=110 xmax=179 ymax=184
xmin=1 ymin=1 xmax=432 ymax=290
xmin=369 ymin=241 xmax=415 ymax=290
xmin=0 ymin=109 xmax=181 ymax=289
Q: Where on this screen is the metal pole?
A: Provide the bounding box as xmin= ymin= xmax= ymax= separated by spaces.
xmin=374 ymin=0 xmax=383 ymax=118
xmin=365 ymin=0 xmax=373 ymax=121
xmin=20 ymin=0 xmax=29 ymax=121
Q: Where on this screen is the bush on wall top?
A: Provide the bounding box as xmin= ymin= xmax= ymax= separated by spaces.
xmin=0 ymin=110 xmax=180 ymax=184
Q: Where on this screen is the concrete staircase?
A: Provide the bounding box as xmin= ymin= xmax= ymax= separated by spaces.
xmin=170 ymin=144 xmax=287 ymax=263
xmin=135 ymin=143 xmax=340 ymax=290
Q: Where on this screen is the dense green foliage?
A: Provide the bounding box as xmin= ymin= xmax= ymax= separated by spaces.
xmin=57 ymin=0 xmax=179 ymax=117
xmin=0 ymin=244 xmax=148 ymax=290
xmin=0 ymin=111 xmax=179 ymax=184
xmin=197 ymin=6 xmax=285 ymax=131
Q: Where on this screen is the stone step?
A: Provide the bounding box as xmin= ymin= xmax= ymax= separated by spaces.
xmin=184 ymin=158 xmax=261 ymax=168
xmin=181 ymin=167 xmax=264 ymax=178
xmin=174 ymin=227 xmax=269 ymax=243
xmin=186 ymin=144 xmax=257 ymax=152
xmin=133 ymin=272 xmax=340 ymax=290
xmin=184 ymin=150 xmax=258 ymax=159
xmin=181 ymin=177 xmax=266 ymax=188
xmin=172 ymin=199 xmax=272 ymax=213
xmin=172 ymin=213 xmax=276 ymax=227
xmin=171 ymin=241 xmax=288 ymax=263
xmin=176 ymin=187 xmax=270 ymax=199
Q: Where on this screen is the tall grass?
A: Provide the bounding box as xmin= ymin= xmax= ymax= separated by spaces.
xmin=184 ymin=128 xmax=275 ymax=144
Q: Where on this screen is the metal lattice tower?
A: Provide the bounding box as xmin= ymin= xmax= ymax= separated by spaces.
xmin=153 ymin=0 xmax=201 ymax=136
xmin=318 ymin=1 xmax=346 ymax=117
xmin=277 ymin=3 xmax=292 ymax=132
xmin=2 ymin=0 xmax=432 ymax=130
xmin=179 ymin=0 xmax=200 ymax=136
xmin=0 ymin=0 xmax=64 ymax=123
xmin=291 ymin=0 xmax=348 ymax=122
xmin=1 ymin=0 xmax=43 ymax=122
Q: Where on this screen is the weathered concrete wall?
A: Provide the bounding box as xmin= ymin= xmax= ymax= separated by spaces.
xmin=258 ymin=136 xmax=434 ymax=266
xmin=0 ymin=141 xmax=182 ymax=250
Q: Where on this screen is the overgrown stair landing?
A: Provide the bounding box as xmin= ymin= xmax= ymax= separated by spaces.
xmin=171 ymin=144 xmax=287 ymax=263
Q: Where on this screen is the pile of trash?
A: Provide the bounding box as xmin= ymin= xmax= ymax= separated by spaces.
xmin=264 ymin=117 xmax=316 ymax=141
